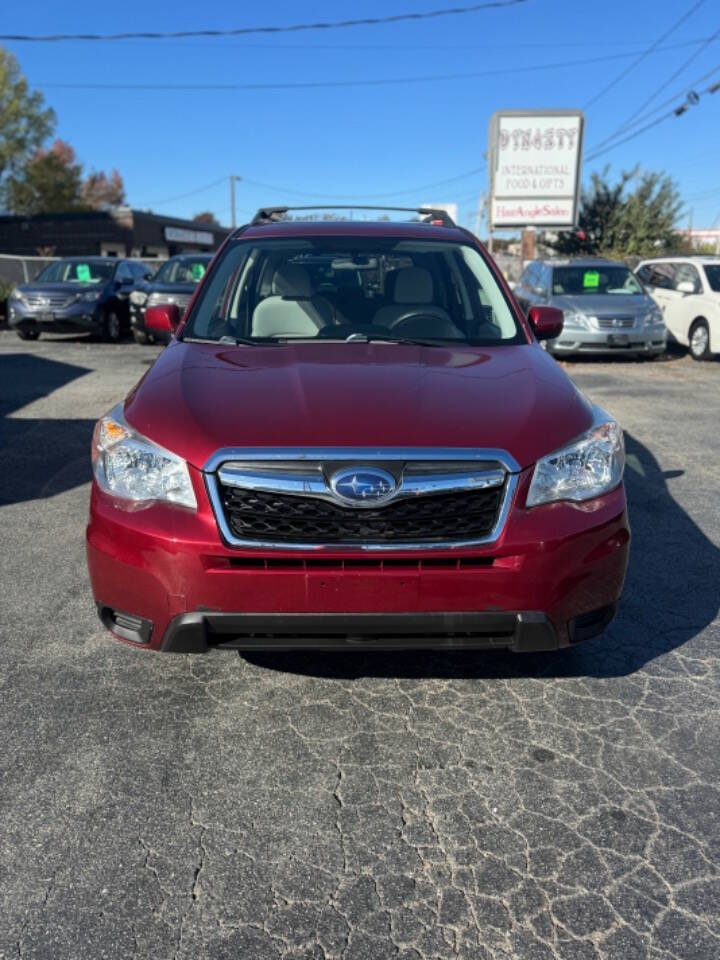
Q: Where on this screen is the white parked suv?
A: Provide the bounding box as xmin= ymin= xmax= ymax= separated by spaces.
xmin=635 ymin=257 xmax=720 ymax=361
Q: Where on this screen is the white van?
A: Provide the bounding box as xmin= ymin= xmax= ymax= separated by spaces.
xmin=636 ymin=257 xmax=720 ymax=361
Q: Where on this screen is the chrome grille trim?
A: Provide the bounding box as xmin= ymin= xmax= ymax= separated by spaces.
xmin=593 ymin=316 xmax=636 ymax=330
xmin=204 ymin=447 xmax=521 ymax=473
xmin=218 ymin=463 xmax=506 ymax=506
xmin=204 ymin=448 xmax=519 ymax=551
xmin=24 ymin=293 xmax=75 ymax=309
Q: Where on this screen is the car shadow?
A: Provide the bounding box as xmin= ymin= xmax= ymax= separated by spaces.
xmin=0 ymin=353 xmax=95 ymax=506
xmin=242 ymin=432 xmax=720 ymax=680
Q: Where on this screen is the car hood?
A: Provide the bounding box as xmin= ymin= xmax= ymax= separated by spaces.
xmin=18 ymin=282 xmax=105 ymax=295
xmin=552 ymin=293 xmax=655 ymax=316
xmin=148 ymin=282 xmax=198 ymax=295
xmin=124 ymin=341 xmax=595 ymax=471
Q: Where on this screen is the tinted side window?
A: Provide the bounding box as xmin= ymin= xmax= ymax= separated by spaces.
xmin=643 ymin=262 xmax=674 ymax=289
xmin=115 ymin=262 xmax=133 ymax=282
xmin=523 ymin=262 xmax=539 ymax=288
xmin=673 ymin=263 xmax=701 ymax=293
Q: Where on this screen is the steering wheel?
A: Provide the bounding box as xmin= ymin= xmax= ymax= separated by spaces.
xmin=390 ymin=313 xmax=460 ymax=339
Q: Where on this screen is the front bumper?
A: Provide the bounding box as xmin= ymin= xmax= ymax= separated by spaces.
xmin=86 ymin=466 xmax=630 ymax=653
xmin=8 ymin=301 xmax=102 ymax=334
xmin=549 ymin=327 xmax=666 ymax=355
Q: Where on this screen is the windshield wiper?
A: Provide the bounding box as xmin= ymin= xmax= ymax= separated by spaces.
xmin=182 ymin=335 xmax=279 ymax=346
xmin=343 ymin=333 xmax=458 ymax=348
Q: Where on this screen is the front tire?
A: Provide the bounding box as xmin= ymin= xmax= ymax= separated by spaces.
xmin=16 ymin=329 xmax=40 ymax=341
xmin=689 ymin=319 xmax=711 ymax=361
xmin=102 ymin=310 xmax=121 ymax=342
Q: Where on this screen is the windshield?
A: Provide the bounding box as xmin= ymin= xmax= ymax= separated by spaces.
xmin=704 ymin=265 xmax=720 ymax=292
xmin=183 ymin=238 xmax=522 ymax=345
xmin=154 ymin=256 xmax=211 ymax=285
xmin=552 ymin=265 xmax=644 ymax=296
xmin=34 ymin=260 xmax=114 ymax=284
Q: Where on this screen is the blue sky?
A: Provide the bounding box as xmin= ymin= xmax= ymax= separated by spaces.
xmin=4 ymin=0 xmax=720 ymax=231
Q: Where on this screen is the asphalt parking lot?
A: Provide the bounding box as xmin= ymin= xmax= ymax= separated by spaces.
xmin=1 ymin=330 xmax=719 ymax=960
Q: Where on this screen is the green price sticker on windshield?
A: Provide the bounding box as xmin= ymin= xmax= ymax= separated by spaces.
xmin=191 ymin=263 xmax=206 ymax=281
xmin=76 ymin=263 xmax=91 ymax=282
xmin=583 ymin=270 xmax=600 ymax=289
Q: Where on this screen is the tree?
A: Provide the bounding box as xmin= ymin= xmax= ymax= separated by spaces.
xmin=0 ymin=47 xmax=56 ymax=206
xmin=6 ymin=139 xmax=86 ymax=214
xmin=83 ymin=169 xmax=125 ymax=209
xmin=192 ymin=210 xmax=219 ymax=225
xmin=549 ymin=166 xmax=689 ymax=258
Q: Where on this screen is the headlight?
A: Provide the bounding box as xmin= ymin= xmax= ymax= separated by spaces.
xmin=92 ymin=406 xmax=197 ymax=509
xmin=9 ymin=287 xmax=26 ymax=303
xmin=642 ymin=309 xmax=663 ymax=327
xmin=77 ymin=290 xmax=102 ymax=302
xmin=130 ymin=290 xmax=148 ymax=306
xmin=527 ymin=410 xmax=624 ymax=507
xmin=562 ymin=311 xmax=590 ymax=330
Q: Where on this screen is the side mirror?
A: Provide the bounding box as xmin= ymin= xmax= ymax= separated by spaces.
xmin=676 ymin=280 xmax=695 ymax=295
xmin=145 ymin=303 xmax=181 ymax=335
xmin=528 ymin=305 xmax=564 ymax=341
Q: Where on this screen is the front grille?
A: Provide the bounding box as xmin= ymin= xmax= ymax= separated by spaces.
xmin=595 ymin=316 xmax=635 ymax=329
xmin=218 ymin=484 xmax=504 ymax=544
xmin=24 ymin=293 xmax=75 ymax=309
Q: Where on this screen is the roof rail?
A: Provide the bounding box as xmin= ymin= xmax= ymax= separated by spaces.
xmin=249 ymin=205 xmax=457 ymax=227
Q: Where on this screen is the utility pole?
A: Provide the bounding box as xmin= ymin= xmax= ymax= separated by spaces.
xmin=230 ymin=175 xmax=242 ymax=227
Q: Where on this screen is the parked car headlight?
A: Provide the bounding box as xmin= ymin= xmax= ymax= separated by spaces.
xmin=77 ymin=290 xmax=102 ymax=302
xmin=642 ymin=308 xmax=664 ymax=327
xmin=527 ymin=410 xmax=624 ymax=507
xmin=562 ymin=311 xmax=590 ymax=330
xmin=9 ymin=287 xmax=26 ymax=303
xmin=130 ymin=290 xmax=148 ymax=306
xmin=92 ymin=406 xmax=196 ymax=509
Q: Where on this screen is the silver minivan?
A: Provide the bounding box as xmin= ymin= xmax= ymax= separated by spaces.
xmin=514 ymin=257 xmax=666 ymax=358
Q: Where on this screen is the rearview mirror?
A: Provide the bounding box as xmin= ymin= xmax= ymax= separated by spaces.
xmin=528 ymin=306 xmax=564 ymax=341
xmin=145 ymin=303 xmax=181 ymax=335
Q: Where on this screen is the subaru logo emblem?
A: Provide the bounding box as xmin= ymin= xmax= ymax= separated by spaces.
xmin=330 ymin=467 xmax=397 ymax=506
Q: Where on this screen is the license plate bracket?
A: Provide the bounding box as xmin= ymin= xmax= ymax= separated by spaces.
xmin=608 ymin=333 xmax=630 ymax=346
xmin=37 ymin=311 xmax=54 ymax=323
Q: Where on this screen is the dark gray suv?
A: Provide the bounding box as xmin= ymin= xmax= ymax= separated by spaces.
xmin=514 ymin=257 xmax=666 ymax=358
xmin=7 ymin=257 xmax=152 ymax=341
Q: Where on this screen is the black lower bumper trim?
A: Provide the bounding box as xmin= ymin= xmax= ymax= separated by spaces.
xmin=568 ymin=603 xmax=617 ymax=643
xmin=160 ymin=610 xmax=562 ymax=654
xmin=97 ymin=603 xmax=153 ymax=645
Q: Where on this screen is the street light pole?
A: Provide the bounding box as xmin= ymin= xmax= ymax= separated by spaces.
xmin=230 ymin=175 xmax=242 ymax=227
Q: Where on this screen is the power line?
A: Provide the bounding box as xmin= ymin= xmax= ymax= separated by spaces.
xmin=240 ymin=166 xmax=486 ymax=200
xmin=35 ymin=42 xmax=712 ymax=94
xmin=585 ymin=76 xmax=719 ymax=163
xmin=595 ymin=27 xmax=720 ymax=147
xmin=585 ymin=61 xmax=720 ymax=155
xmin=0 ymin=1 xmax=528 ymax=42
xmin=138 ymin=165 xmax=486 ymax=210
xmin=136 ymin=176 xmax=228 ymax=207
xmin=582 ymin=0 xmax=707 ymax=110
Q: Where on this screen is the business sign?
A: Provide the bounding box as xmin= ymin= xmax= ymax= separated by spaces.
xmin=488 ymin=110 xmax=584 ymax=229
xmin=164 ymin=226 xmax=214 ymax=246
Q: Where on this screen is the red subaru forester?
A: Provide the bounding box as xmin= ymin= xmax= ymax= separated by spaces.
xmin=86 ymin=207 xmax=629 ymax=654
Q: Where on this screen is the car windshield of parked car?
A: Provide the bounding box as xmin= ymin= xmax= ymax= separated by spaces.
xmin=184 ymin=237 xmax=522 ymax=345
xmin=552 ymin=265 xmax=643 ymax=296
xmin=155 ymin=257 xmax=211 ymax=285
xmin=34 ymin=260 xmax=114 ymax=284
xmin=703 ymin=265 xmax=720 ymax=292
